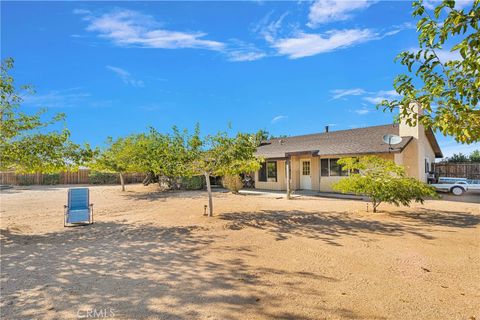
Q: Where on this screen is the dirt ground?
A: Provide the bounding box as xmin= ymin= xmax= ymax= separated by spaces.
xmin=1 ymin=184 xmax=479 ymax=320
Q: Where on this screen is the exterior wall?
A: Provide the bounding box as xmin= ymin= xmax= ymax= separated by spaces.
xmin=319 ymin=176 xmax=342 ymax=192
xmin=398 ymin=103 xmax=436 ymax=182
xmin=318 ymin=153 xmax=393 ymax=192
xmin=254 ymin=160 xmax=287 ymax=191
xmin=311 ymin=157 xmax=320 ymax=190
xmin=417 ymin=129 xmax=436 ymax=182
xmin=255 ymin=153 xmax=397 ymax=192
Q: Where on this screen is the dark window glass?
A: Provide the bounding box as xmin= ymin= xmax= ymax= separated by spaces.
xmin=329 ymin=159 xmax=341 ymax=176
xmin=321 ymin=159 xmax=329 ymax=176
xmin=259 ymin=162 xmax=267 ymax=182
xmin=267 ymin=161 xmax=277 ymax=181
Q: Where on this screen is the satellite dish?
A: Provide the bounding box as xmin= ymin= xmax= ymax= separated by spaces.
xmin=383 ymin=134 xmax=402 ymax=145
xmin=383 ymin=134 xmax=403 ymax=152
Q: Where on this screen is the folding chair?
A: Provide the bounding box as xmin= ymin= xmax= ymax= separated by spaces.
xmin=64 ymin=188 xmax=93 ymax=227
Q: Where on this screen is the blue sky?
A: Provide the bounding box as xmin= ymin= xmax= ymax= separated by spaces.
xmin=2 ymin=0 xmax=478 ymax=157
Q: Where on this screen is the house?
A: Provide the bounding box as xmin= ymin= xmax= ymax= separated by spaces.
xmin=254 ymin=106 xmax=442 ymax=193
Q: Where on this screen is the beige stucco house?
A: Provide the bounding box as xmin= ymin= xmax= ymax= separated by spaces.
xmin=254 ymin=110 xmax=442 ymax=193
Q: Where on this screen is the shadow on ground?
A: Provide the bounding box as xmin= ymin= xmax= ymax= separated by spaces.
xmin=0 ymin=221 xmax=356 ymax=319
xmin=121 ymin=188 xmax=229 ymax=202
xmin=437 ymin=191 xmax=480 ymax=204
xmin=220 ymin=208 xmax=479 ymax=245
xmin=388 ymin=209 xmax=480 ymax=228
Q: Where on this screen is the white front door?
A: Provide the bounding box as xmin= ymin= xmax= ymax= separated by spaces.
xmin=300 ymin=160 xmax=312 ymax=189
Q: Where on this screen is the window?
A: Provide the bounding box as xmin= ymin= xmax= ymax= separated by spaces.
xmin=329 ymin=159 xmax=341 ymax=176
xmin=425 ymin=158 xmax=430 ymax=173
xmin=259 ymin=162 xmax=267 ymax=182
xmin=321 ymin=158 xmax=348 ymax=177
xmin=321 ymin=159 xmax=329 ymax=176
xmin=302 ymin=161 xmax=310 ymax=175
xmin=258 ymin=161 xmax=277 ymax=182
xmin=267 ymin=161 xmax=277 ymax=182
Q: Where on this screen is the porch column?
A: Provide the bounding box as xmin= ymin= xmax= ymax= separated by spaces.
xmin=286 ymin=158 xmax=291 ymax=199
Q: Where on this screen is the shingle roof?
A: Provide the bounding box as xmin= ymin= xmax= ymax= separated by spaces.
xmin=256 ymin=124 xmax=416 ymax=159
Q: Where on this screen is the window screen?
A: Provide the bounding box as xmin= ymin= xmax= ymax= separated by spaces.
xmin=321 ymin=159 xmax=329 ymax=176
xmin=258 ymin=162 xmax=267 ymax=182
xmin=329 ymin=159 xmax=341 ymax=176
xmin=267 ymin=161 xmax=277 ymax=181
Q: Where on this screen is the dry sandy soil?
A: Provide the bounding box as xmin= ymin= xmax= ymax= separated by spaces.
xmin=1 ymin=184 xmax=479 ymax=320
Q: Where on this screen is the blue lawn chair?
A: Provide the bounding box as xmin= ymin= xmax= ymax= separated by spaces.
xmin=64 ymin=188 xmax=93 ymax=227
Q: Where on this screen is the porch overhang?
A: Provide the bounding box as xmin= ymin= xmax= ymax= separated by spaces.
xmin=285 ymin=150 xmax=319 ymax=157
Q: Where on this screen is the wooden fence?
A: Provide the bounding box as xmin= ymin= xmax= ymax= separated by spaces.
xmin=0 ymin=169 xmax=146 ymax=186
xmin=434 ymin=163 xmax=480 ymax=180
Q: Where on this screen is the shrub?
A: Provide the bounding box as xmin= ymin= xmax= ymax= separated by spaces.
xmin=42 ymin=173 xmax=60 ymax=185
xmin=181 ymin=176 xmax=205 ymax=190
xmin=18 ymin=175 xmax=35 ymax=186
xmin=333 ymin=156 xmax=438 ymax=213
xmin=222 ymin=175 xmax=243 ymax=193
xmin=88 ymin=171 xmax=118 ymax=185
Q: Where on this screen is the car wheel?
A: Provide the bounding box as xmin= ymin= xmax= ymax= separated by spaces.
xmin=451 ymin=186 xmax=464 ymax=196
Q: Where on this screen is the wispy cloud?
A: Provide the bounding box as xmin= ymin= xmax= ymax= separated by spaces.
xmin=384 ymin=22 xmax=415 ymax=36
xmin=271 ymin=115 xmax=287 ymax=124
xmin=307 ymin=0 xmax=376 ymax=27
xmin=330 ymin=88 xmax=366 ymax=100
xmin=226 ymin=40 xmax=267 ymax=62
xmin=362 ymin=90 xmax=400 ymax=104
xmin=354 ymin=106 xmax=371 ymax=115
xmin=252 ymin=6 xmax=411 ymax=60
xmin=106 ymin=65 xmax=144 ymax=87
xmin=329 ymin=88 xmax=401 ymax=105
xmin=272 ymin=28 xmax=377 ymax=59
xmin=423 ymin=0 xmax=472 ymax=10
xmin=76 ymin=8 xmax=225 ymax=51
xmin=76 ymin=8 xmax=268 ymax=62
xmin=22 ymin=87 xmax=91 ymax=108
xmin=254 ymin=11 xmax=290 ymax=43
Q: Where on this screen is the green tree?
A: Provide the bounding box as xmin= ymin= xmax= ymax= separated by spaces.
xmin=133 ymin=126 xmax=199 ymax=188
xmin=190 ymin=129 xmax=262 ymax=217
xmin=333 ymin=156 xmax=438 ymax=213
xmin=90 ymin=135 xmax=143 ymax=191
xmin=380 ymin=0 xmax=480 ymax=143
xmin=446 ymin=152 xmax=469 ymax=163
xmin=0 ymin=58 xmax=93 ymax=173
xmin=469 ymin=150 xmax=480 ymax=162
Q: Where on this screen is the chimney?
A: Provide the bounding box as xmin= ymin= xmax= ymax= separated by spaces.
xmin=399 ymin=102 xmax=423 ymax=139
xmin=325 ymin=125 xmax=329 ymax=133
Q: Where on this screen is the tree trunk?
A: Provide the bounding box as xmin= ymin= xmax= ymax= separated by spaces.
xmin=119 ymin=172 xmax=125 ymax=191
xmin=286 ymin=158 xmax=291 ymax=199
xmin=204 ymin=172 xmax=213 ymax=217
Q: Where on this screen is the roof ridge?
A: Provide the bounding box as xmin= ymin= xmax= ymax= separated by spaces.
xmin=268 ymin=123 xmax=398 ymax=141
